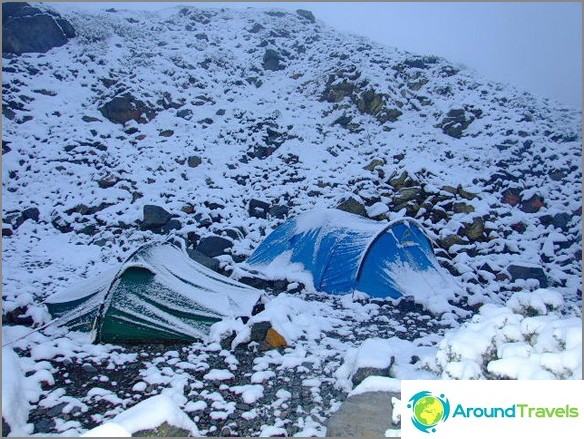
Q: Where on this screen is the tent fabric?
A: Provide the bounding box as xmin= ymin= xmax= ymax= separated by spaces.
xmin=45 ymin=242 xmax=262 ymax=343
xmin=247 ymin=209 xmax=455 ymax=299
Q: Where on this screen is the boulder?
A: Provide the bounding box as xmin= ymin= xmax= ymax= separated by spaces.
xmin=460 ymin=217 xmax=486 ymax=242
xmin=250 ymin=321 xmax=288 ymax=350
xmin=187 ymin=155 xmax=202 ymax=168
xmin=196 ymin=236 xmax=233 ymax=258
xmin=501 ymin=188 xmax=522 ymax=207
xmin=141 ymin=205 xmax=172 ymax=230
xmin=507 ymin=264 xmax=549 ymax=288
xmin=2 ymin=3 xmax=76 ymax=54
xmin=336 ymin=197 xmax=367 ymax=217
xmin=438 ymin=108 xmax=475 ymax=139
xmin=296 ymin=9 xmax=316 ymax=23
xmin=263 ymin=49 xmax=285 ymax=71
xmin=98 ymin=94 xmax=155 ymax=125
xmin=325 ymin=391 xmax=398 ymax=437
xmin=520 ymin=194 xmax=545 ymax=214
xmin=186 ymin=248 xmax=221 ymax=273
xmin=249 ymin=199 xmax=270 ymax=219
xmin=268 ymin=204 xmax=289 ymax=219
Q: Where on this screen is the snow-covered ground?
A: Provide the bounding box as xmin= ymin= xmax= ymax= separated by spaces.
xmin=2 ymin=4 xmax=581 ymax=437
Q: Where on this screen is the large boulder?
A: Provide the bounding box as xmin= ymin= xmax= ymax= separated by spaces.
xmin=262 ymin=49 xmax=285 ymax=71
xmin=325 ymin=390 xmax=399 ymax=437
xmin=2 ymin=3 xmax=76 ymax=54
xmin=507 ymin=264 xmax=549 ymax=288
xmin=141 ymin=205 xmax=172 ymax=230
xmin=98 ymin=94 xmax=156 ymax=125
xmin=196 ymin=235 xmax=233 ymax=258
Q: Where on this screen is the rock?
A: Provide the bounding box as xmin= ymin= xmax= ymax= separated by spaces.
xmin=176 ymin=108 xmax=193 ymax=119
xmin=196 ymin=236 xmax=233 ymax=258
xmin=34 ymin=418 xmax=56 ymax=434
xmin=296 ymin=9 xmax=316 ymax=23
xmin=161 ymin=219 xmax=181 ymax=233
xmin=460 ymin=217 xmax=486 ymax=242
xmin=142 ymin=205 xmax=172 ymax=229
xmin=438 ymin=108 xmax=475 ymax=139
xmin=268 ymin=205 xmax=289 ymax=219
xmin=2 ymin=3 xmax=76 ymax=54
xmin=133 ymin=421 xmax=190 ymax=437
xmin=187 ymin=155 xmax=202 ymax=168
xmin=263 ymin=49 xmax=285 ymax=71
xmin=501 ymin=188 xmax=522 ymax=206
xmin=15 ymin=207 xmax=40 ymax=227
xmin=336 ymin=197 xmax=367 ymax=217
xmin=265 ymin=328 xmax=287 ymax=349
xmin=249 ymin=23 xmax=264 ymax=33
xmin=2 ymin=141 xmax=11 ymax=154
xmin=249 ymin=199 xmax=270 ymax=219
xmin=351 ymin=361 xmax=394 ymax=388
xmin=394 ymin=187 xmax=422 ymax=204
xmin=507 ymin=264 xmax=549 ymax=288
xmin=2 ymin=306 xmax=34 ymax=326
xmin=250 ymin=321 xmax=272 ymax=343
xmin=98 ymin=94 xmax=155 ymax=125
xmin=186 ymin=249 xmax=221 ymax=273
xmin=363 ymin=159 xmax=385 ymax=172
xmin=2 ymin=417 xmax=10 ymax=437
xmin=520 ymin=194 xmax=545 ymax=213
xmin=325 ymin=391 xmax=398 ymax=437
xmin=159 ymin=129 xmax=174 ymax=137
xmin=452 ymin=202 xmax=475 ymax=214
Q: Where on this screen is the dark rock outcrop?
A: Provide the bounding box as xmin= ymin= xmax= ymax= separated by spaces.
xmin=2 ymin=3 xmax=75 ymax=54
xmin=98 ymin=94 xmax=156 ymax=125
xmin=141 ymin=205 xmax=173 ymax=230
xmin=263 ymin=49 xmax=285 ymax=71
xmin=507 ymin=264 xmax=549 ymax=288
xmin=196 ymin=235 xmax=233 ymax=258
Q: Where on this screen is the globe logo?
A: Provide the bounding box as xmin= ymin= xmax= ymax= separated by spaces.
xmin=408 ymin=391 xmax=450 ymax=433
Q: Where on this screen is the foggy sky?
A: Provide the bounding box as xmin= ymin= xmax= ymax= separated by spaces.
xmin=51 ymin=1 xmax=582 ymax=110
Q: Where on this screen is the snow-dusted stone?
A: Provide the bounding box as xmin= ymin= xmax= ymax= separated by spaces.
xmin=520 ymin=194 xmax=545 ymax=213
xmin=296 ymin=9 xmax=316 ymax=23
xmin=507 ymin=263 xmax=549 ymax=288
xmin=336 ymin=197 xmax=367 ymax=217
xmin=2 ymin=3 xmax=75 ymax=54
xmin=98 ymin=94 xmax=156 ymax=125
xmin=249 ymin=199 xmax=270 ymax=219
xmin=141 ymin=204 xmax=172 ymax=229
xmin=263 ymin=49 xmax=285 ymax=71
xmin=336 ymin=338 xmax=396 ymax=388
xmin=196 ymin=235 xmax=233 ymax=258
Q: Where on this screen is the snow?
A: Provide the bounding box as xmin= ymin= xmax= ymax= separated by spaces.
xmin=1 ymin=3 xmax=581 ymax=437
xmin=81 ymin=422 xmax=131 ymax=437
xmin=203 ymin=369 xmax=235 ymax=381
xmin=84 ymin=394 xmax=199 ymax=436
xmin=435 ymin=290 xmax=582 ymax=380
xmin=2 ymin=347 xmax=34 ymax=436
xmin=348 ymin=376 xmax=401 ymax=397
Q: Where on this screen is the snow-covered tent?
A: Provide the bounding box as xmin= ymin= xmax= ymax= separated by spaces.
xmin=248 ymin=209 xmax=459 ymax=305
xmin=45 ymin=242 xmax=262 ymax=343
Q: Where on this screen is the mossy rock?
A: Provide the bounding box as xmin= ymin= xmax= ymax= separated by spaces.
xmin=133 ymin=422 xmax=191 ymax=437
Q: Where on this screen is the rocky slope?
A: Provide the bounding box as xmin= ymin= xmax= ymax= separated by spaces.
xmin=1 ymin=3 xmax=582 ymax=436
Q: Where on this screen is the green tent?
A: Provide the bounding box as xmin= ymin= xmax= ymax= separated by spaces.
xmin=45 ymin=242 xmax=262 ymax=343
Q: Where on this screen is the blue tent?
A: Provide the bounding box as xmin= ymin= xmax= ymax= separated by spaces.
xmin=247 ymin=209 xmax=458 ymax=301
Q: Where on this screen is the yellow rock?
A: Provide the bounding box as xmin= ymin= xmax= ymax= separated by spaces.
xmin=265 ymin=328 xmax=287 ymax=349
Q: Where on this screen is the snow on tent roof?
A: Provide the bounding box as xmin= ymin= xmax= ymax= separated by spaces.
xmin=248 ymin=209 xmax=460 ymax=313
xmin=45 ymin=242 xmax=262 ymax=343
